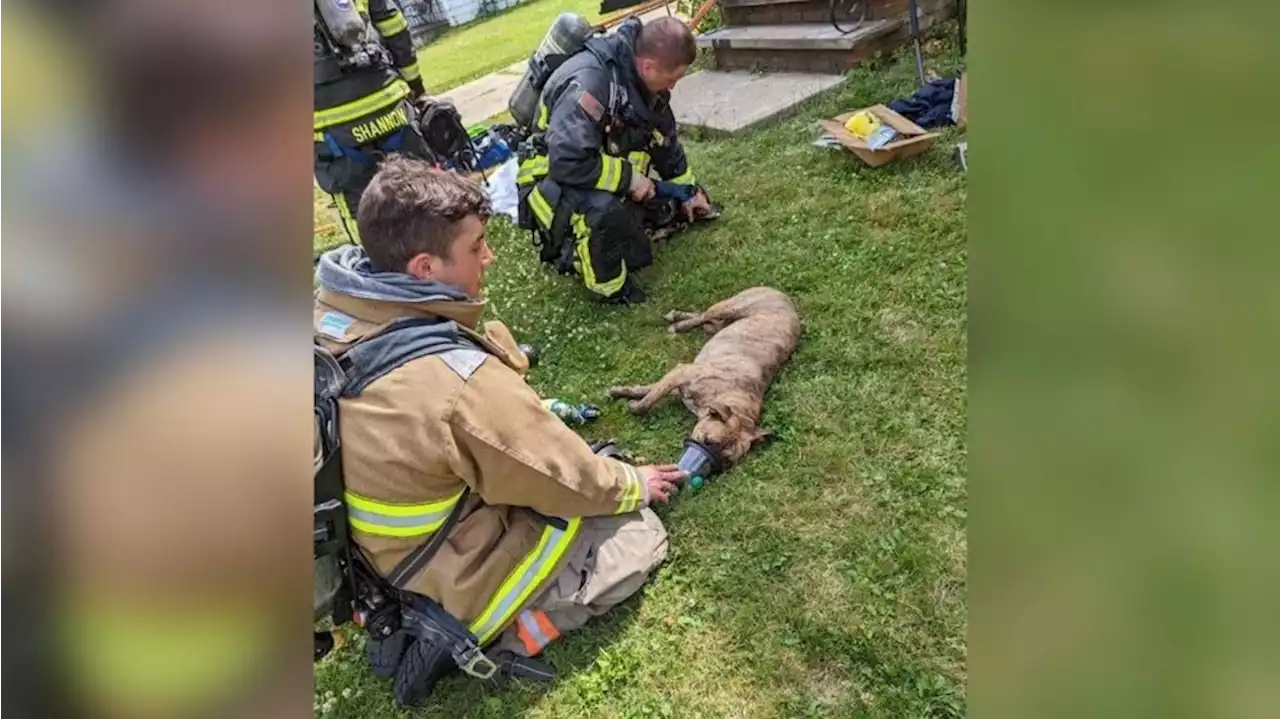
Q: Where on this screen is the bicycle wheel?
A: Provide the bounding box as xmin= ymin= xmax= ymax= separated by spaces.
xmin=829 ymin=0 xmax=867 ymax=35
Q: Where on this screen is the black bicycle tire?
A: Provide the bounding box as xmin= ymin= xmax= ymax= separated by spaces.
xmin=829 ymin=0 xmax=867 ymax=35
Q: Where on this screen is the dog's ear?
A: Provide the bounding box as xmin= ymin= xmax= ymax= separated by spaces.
xmin=700 ymin=402 xmax=730 ymax=423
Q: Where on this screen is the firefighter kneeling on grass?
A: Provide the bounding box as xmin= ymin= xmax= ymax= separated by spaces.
xmin=314 ymin=156 xmax=687 ymax=704
xmin=518 ymin=17 xmax=713 ymax=305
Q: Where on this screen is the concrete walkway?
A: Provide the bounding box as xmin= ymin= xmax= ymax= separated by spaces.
xmin=439 ymin=60 xmax=527 ymax=127
xmin=440 ymin=5 xmax=684 ymax=126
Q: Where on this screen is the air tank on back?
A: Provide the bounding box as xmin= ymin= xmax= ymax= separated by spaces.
xmin=316 ymin=0 xmax=369 ymax=49
xmin=508 ymin=12 xmax=593 ymax=130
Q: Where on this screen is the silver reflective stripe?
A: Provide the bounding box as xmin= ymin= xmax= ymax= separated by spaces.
xmin=471 ymin=529 xmax=564 ymax=640
xmin=439 ymin=348 xmax=488 ymax=380
xmin=521 ymin=611 xmax=552 ymax=648
xmin=347 ymin=505 xmax=452 ymax=528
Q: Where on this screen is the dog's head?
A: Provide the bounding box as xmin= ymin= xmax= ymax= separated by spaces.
xmin=690 ymin=399 xmax=772 ymax=467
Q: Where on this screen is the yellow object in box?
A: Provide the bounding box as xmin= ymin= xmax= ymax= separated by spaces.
xmin=844 ymin=110 xmax=881 ymax=140
xmin=821 ymin=105 xmax=941 ymax=168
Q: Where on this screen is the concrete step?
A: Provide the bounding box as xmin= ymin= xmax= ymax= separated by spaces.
xmin=696 ymin=19 xmax=902 ymax=52
xmin=670 ymin=69 xmax=846 ymax=134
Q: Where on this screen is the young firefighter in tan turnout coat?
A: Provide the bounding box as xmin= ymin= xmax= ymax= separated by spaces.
xmin=313 ymin=155 xmax=687 ymax=698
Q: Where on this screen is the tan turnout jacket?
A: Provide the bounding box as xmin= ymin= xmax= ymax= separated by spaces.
xmin=313 ymin=287 xmax=647 ymax=644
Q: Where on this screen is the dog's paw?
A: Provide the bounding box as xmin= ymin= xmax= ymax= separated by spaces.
xmin=626 ymin=400 xmax=644 ymax=414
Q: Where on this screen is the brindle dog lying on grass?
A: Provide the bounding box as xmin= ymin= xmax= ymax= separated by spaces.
xmin=607 ymin=287 xmax=801 ymax=467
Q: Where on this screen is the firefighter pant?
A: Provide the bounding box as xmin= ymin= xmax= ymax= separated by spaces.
xmin=314 ymin=104 xmax=433 ymax=244
xmin=492 ymin=508 xmax=668 ymax=657
xmin=528 ymin=186 xmax=652 ymax=298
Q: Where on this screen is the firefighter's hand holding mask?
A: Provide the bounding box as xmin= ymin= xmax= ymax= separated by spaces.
xmin=628 ymin=172 xmax=655 ymax=202
xmin=638 ymin=464 xmax=688 ymax=505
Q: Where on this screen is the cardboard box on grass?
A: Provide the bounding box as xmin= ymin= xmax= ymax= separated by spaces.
xmin=821 ymin=104 xmax=941 ymax=167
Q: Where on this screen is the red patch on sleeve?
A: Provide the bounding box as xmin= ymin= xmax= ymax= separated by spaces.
xmin=578 ymin=90 xmax=605 ymax=122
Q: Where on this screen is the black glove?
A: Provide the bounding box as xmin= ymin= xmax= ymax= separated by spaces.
xmin=517 ymin=342 xmax=540 ymax=368
xmin=589 ymin=438 xmax=636 ymax=464
xmin=366 ymin=628 xmax=412 ymax=679
xmin=315 ymin=630 xmax=336 ymax=662
xmin=392 ymin=636 xmax=457 ymax=707
xmin=407 ymin=78 xmax=427 ymax=101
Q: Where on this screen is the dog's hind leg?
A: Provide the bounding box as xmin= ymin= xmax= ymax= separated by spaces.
xmin=663 ymin=310 xmax=705 ymax=334
xmin=666 ymin=309 xmax=732 ymax=335
xmin=666 ymin=298 xmax=748 ymax=335
xmin=664 ymin=310 xmax=700 ymax=323
xmin=607 ymin=384 xmax=653 ymax=399
xmin=619 ymin=363 xmax=698 ymax=415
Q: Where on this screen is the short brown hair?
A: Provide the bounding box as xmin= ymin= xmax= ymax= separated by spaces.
xmin=356 ymin=155 xmax=492 ymax=273
xmin=635 ymin=17 xmax=696 ymax=69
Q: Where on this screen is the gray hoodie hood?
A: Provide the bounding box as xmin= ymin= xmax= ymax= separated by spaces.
xmin=314 ymin=246 xmax=485 ymax=397
xmin=316 ymin=245 xmax=472 ymax=304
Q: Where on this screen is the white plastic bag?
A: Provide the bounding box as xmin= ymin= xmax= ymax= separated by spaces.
xmin=482 ymin=157 xmax=520 ymax=221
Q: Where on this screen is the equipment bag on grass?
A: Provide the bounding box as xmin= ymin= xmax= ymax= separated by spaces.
xmin=415 ymin=99 xmax=473 ymax=171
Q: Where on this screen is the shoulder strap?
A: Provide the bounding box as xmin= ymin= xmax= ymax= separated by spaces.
xmin=318 ymin=315 xmax=490 ymax=589
xmin=387 ymin=485 xmax=471 ymax=589
xmin=338 ymin=316 xmax=485 ymax=397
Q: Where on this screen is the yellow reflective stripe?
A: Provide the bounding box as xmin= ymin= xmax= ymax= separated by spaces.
xmin=344 ymin=489 xmax=465 ymax=538
xmin=344 ymin=489 xmax=464 ymax=517
xmin=627 ymin=464 xmax=642 ymax=513
xmin=518 ymin=155 xmax=549 ymax=186
xmin=399 ymin=62 xmax=421 ymax=83
xmin=348 ymin=517 xmax=435 ymax=538
xmin=595 ymin=155 xmax=623 ymax=192
xmin=375 ymin=12 xmax=409 ymax=36
xmin=527 ymin=187 xmax=553 ymax=228
xmin=536 ymin=101 xmax=550 ymax=131
xmin=314 ymin=131 xmax=325 ymax=142
xmin=574 ymin=216 xmax=626 ymax=296
xmin=628 ymin=151 xmax=651 ymax=177
xmin=615 ymin=463 xmax=642 ymax=514
xmin=667 ymin=167 xmax=696 ymax=186
xmin=651 ymin=128 xmax=666 ymax=146
xmin=314 ymin=80 xmax=410 ymax=129
xmin=468 ymin=518 xmax=581 ymax=645
xmin=630 ymin=464 xmax=644 ymax=510
xmin=334 ymin=193 xmax=360 ymax=244
xmin=571 ymin=212 xmax=590 ymax=240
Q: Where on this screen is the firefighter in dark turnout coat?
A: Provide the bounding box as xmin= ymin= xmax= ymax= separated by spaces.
xmin=314 ymin=0 xmax=435 ymax=243
xmin=518 ymin=17 xmax=709 ymax=304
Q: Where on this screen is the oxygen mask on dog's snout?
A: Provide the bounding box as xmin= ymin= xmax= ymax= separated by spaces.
xmin=676 ymin=439 xmax=718 ymax=489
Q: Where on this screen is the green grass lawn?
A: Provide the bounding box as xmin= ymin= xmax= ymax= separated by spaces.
xmin=416 ymin=0 xmax=604 ymax=94
xmin=315 ymin=29 xmax=967 ymax=719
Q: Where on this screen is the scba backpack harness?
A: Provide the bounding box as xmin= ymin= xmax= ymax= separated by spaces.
xmin=313 ymin=318 xmax=554 ymax=706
